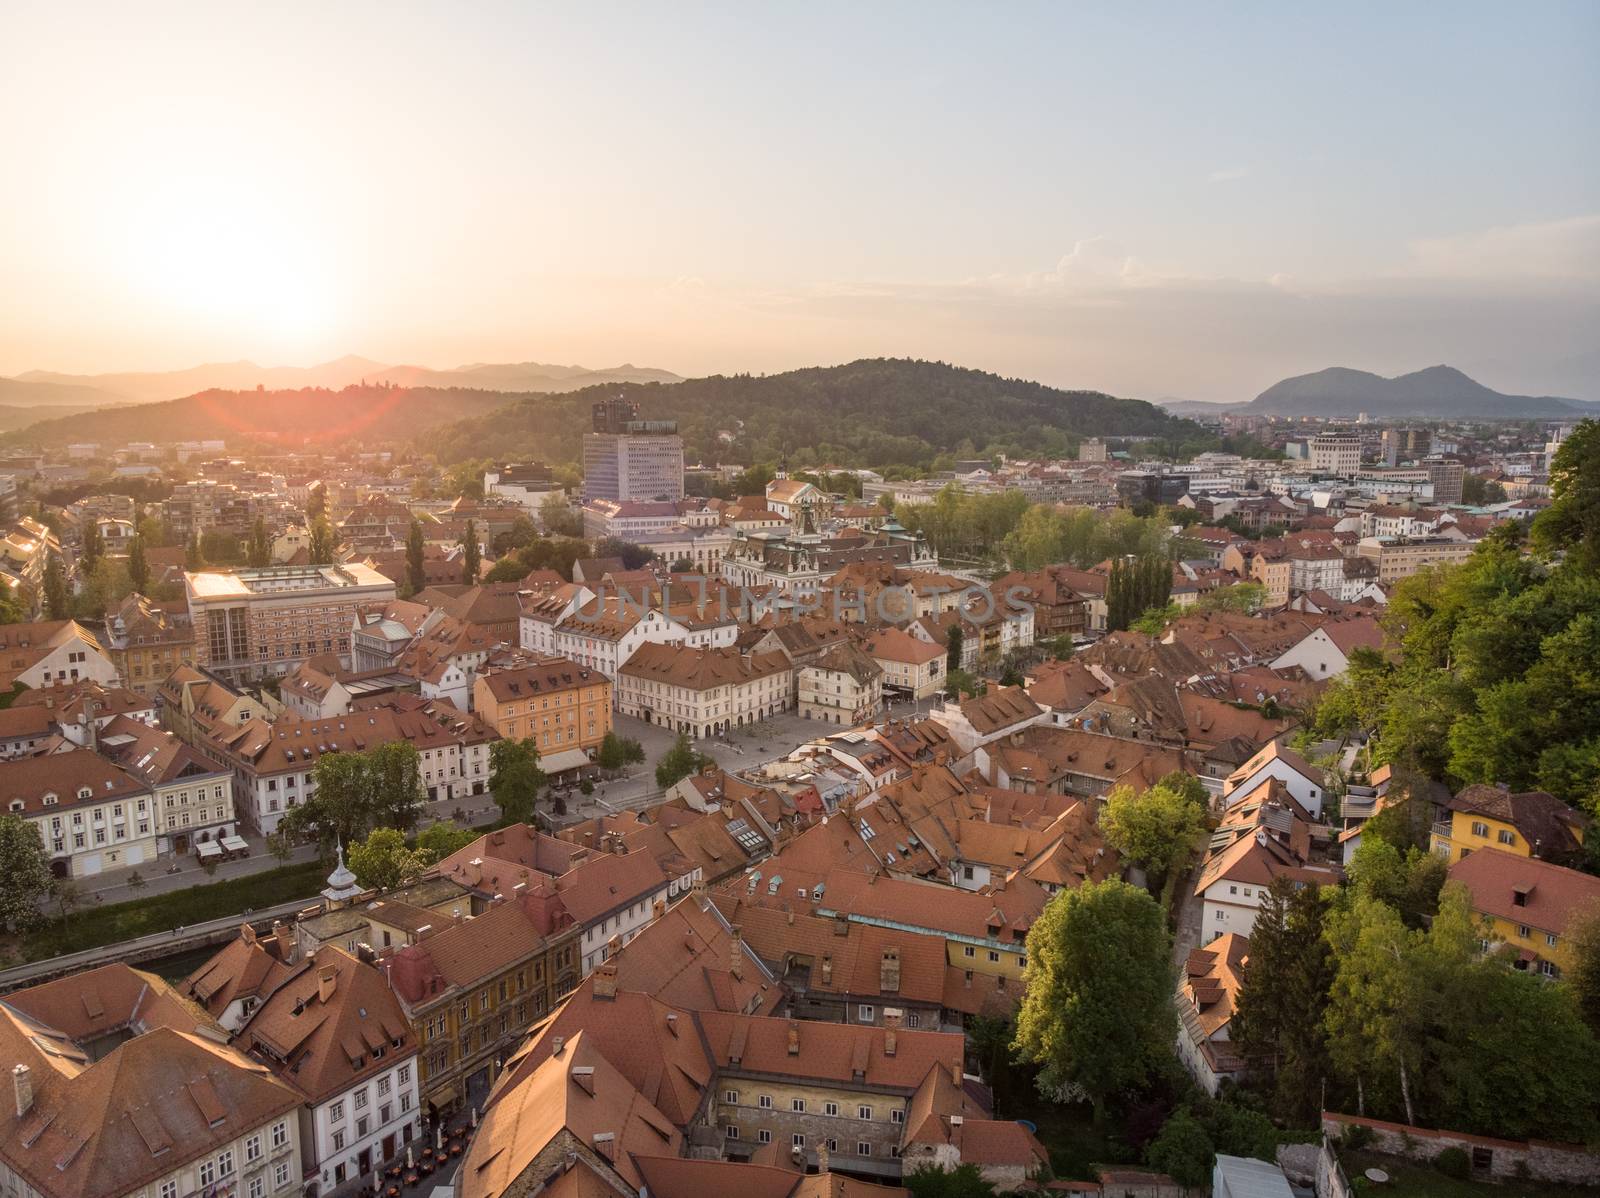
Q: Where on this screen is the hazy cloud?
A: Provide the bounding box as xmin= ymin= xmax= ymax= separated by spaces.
xmin=1399 ymin=213 xmax=1600 ymax=282
xmin=1207 ymin=167 xmax=1251 ymax=183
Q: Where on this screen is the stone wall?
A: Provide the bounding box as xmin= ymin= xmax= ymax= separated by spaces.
xmin=1321 ymin=1112 xmax=1600 ymax=1188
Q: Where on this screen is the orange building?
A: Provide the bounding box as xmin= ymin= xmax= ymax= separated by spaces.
xmin=473 ymin=655 xmax=612 ymax=765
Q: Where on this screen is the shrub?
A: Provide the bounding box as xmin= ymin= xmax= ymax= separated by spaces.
xmin=1434 ymin=1147 xmax=1470 ymax=1180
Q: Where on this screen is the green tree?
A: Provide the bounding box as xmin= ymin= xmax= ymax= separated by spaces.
xmin=1130 ymin=601 xmax=1182 ymax=635
xmin=541 ymin=494 xmax=583 ymax=537
xmin=406 ymin=518 xmax=427 ymax=593
xmin=276 ymin=741 xmax=425 ymax=853
xmin=248 ymin=516 xmax=272 ymax=567
xmin=655 ymin=733 xmax=707 ymax=790
xmin=1231 ymin=878 xmax=1335 ymax=1125
xmin=944 ymin=668 xmax=982 ymax=698
xmin=79 ymin=520 xmax=103 ymax=572
xmin=1345 ymin=834 xmax=1447 ymax=928
xmin=1532 ymin=418 xmax=1600 ymax=570
xmin=43 ymin=553 xmax=69 ymax=620
xmin=0 ymin=813 xmax=52 ymax=933
xmin=1098 ymin=780 xmax=1208 ymax=886
xmin=1565 ymin=901 xmax=1600 ymax=1036
xmin=597 ymin=733 xmax=624 ymax=770
xmin=1197 ymin=581 xmax=1266 ymax=614
xmin=0 ymin=581 xmax=27 ymax=625
xmin=127 ymin=534 xmax=150 ymax=595
xmin=307 ymin=517 xmax=336 ymax=565
xmin=1013 ymin=879 xmax=1173 ymax=1121
xmin=902 ymin=1162 xmax=997 ymax=1198
xmin=1143 ymin=1109 xmax=1214 ymax=1188
xmin=490 ymin=738 xmax=547 ymax=824
xmin=416 ymin=820 xmax=476 ymax=864
xmin=186 ymin=532 xmax=205 ymax=570
xmin=461 ymin=518 xmax=480 ymax=583
xmin=347 ymin=828 xmax=426 ymax=891
xmin=945 ymin=623 xmax=964 ymax=674
xmin=306 ymin=484 xmax=327 ymax=524
xmin=1044 ymin=633 xmax=1075 ymax=661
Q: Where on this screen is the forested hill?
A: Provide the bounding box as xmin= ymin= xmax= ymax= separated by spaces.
xmin=1 ymin=385 xmax=522 ymax=450
xmin=424 ymin=358 xmax=1204 ymax=467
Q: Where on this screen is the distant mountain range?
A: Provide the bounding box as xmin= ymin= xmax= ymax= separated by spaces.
xmin=1 ymin=355 xmax=682 ymax=407
xmin=1163 ymin=365 xmax=1600 ymax=420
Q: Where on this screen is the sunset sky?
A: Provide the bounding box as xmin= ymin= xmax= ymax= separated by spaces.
xmin=3 ymin=1 xmax=1596 ymax=401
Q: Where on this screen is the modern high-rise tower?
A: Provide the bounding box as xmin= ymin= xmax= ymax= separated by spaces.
xmin=582 ymin=398 xmax=685 ymax=503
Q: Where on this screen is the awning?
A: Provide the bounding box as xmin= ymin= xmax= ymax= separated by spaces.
xmin=196 ymin=841 xmax=223 ymax=859
xmin=427 ymin=1083 xmax=460 ymax=1109
xmin=541 ymin=749 xmax=590 ymax=774
xmin=221 ymin=835 xmax=249 ymax=853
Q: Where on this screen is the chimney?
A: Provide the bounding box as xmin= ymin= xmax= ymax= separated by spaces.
xmin=884 ymin=1031 xmax=897 ymax=1057
xmin=880 ymin=947 xmax=901 ymax=994
xmin=273 ymin=919 xmax=294 ymax=961
xmin=820 ymin=956 xmax=833 ymax=986
xmin=665 ymin=1012 xmax=679 ymax=1038
xmin=13 ymin=1064 xmax=32 ymax=1119
xmin=317 ymin=964 xmax=337 ymax=1004
xmin=552 ymin=1035 xmax=566 ymax=1056
xmin=571 ymin=1065 xmax=595 ymax=1096
xmin=240 ymin=922 xmax=257 ymax=946
xmin=816 ymin=1143 xmax=830 ymax=1175
xmin=591 ymin=1131 xmax=614 ymax=1161
xmin=728 ymin=926 xmax=744 ymax=980
xmin=592 ymin=960 xmax=618 ymax=1001
xmin=882 ymin=1008 xmax=903 ymax=1030
xmin=786 ymin=1022 xmax=800 ymax=1056
xmin=652 ymin=897 xmax=666 ymax=920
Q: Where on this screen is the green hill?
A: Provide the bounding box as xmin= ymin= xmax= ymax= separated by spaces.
xmin=425 ymin=357 xmax=1203 ymax=468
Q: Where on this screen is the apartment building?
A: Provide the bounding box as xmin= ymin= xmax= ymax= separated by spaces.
xmin=97 ymin=716 xmax=237 ymax=856
xmin=386 ymin=892 xmax=582 ymax=1112
xmin=0 ymin=964 xmax=306 ymax=1198
xmin=617 ymin=644 xmax=793 ymax=738
xmin=185 ymin=563 xmax=397 ymax=683
xmin=1 ymin=748 xmax=157 ymax=877
xmin=472 ymin=656 xmax=612 ymax=760
xmin=0 ymin=619 xmax=119 ymax=692
xmin=582 ymin=400 xmax=685 ymax=504
xmin=863 ymin=626 xmax=947 ymax=699
xmin=233 ymin=947 xmax=423 ymax=1193
xmin=1308 ymin=432 xmax=1361 ymax=475
xmin=798 ymin=643 xmax=883 ymax=726
xmin=204 ymin=701 xmax=498 ymax=834
xmin=102 ymin=592 xmax=196 ymax=695
xmin=1354 ymin=534 xmax=1476 ymax=582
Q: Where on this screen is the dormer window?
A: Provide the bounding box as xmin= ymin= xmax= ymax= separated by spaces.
xmin=43 ymin=793 xmax=58 ymax=806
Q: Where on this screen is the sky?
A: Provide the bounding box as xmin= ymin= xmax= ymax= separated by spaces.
xmin=2 ymin=1 xmax=1597 ymax=402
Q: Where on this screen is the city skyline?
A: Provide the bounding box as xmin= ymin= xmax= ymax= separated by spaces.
xmin=3 ymin=2 xmax=1597 ymax=402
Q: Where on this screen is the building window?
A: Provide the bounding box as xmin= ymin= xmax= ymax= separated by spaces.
xmin=1471 ymin=820 xmax=1489 ymax=837
xmin=332 ymin=1130 xmax=345 ymax=1152
xmin=200 ymin=1161 xmax=216 ymax=1187
xmin=792 ymin=1134 xmax=805 ymax=1149
xmin=162 ymin=1183 xmax=177 ymax=1198
xmin=891 ymin=1108 xmax=905 ymax=1124
xmin=272 ymin=1121 xmax=289 ymax=1149
xmin=219 ymin=1149 xmax=234 ymax=1177
xmin=758 ymin=1129 xmax=772 ymax=1144
xmin=246 ymin=1135 xmax=262 ymax=1163
xmin=329 ymin=1100 xmax=344 ymax=1122
xmin=249 ymin=1178 xmax=264 ymax=1198
xmin=824 ymin=1101 xmax=839 ymax=1116
xmin=725 ymin=1125 xmax=739 ymax=1140
xmin=1519 ymin=925 xmax=1531 ymax=938
xmin=274 ymin=1162 xmax=291 ymax=1189
xmin=1498 ymin=829 xmax=1515 ymax=845
xmin=724 ymin=1089 xmax=739 ymax=1104
xmin=988 ymin=950 xmax=1000 ymax=962
xmin=792 ymin=1098 xmax=806 ymax=1113
xmin=857 ymin=1105 xmax=873 ymax=1120
xmin=759 ymin=1094 xmax=773 ymax=1109
xmin=858 ymin=1142 xmax=872 ymax=1156
xmin=858 ymin=1004 xmax=875 ymax=1022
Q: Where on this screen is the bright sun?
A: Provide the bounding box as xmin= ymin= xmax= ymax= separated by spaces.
xmin=123 ymin=181 xmax=336 ymax=345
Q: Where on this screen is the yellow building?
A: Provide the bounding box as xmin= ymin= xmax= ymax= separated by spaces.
xmin=472 ymin=655 xmax=612 ymax=763
xmin=1430 ymin=783 xmax=1588 ymax=865
xmin=1448 ymin=848 xmax=1600 ymax=979
xmin=104 ymin=593 xmax=197 ymax=695
xmin=386 ymin=891 xmax=581 ymax=1111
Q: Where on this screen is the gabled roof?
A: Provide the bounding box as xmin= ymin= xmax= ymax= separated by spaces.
xmin=1448 ymin=784 xmax=1588 ymax=860
xmin=1449 ymin=848 xmax=1600 ymax=939
xmin=462 ymin=1032 xmax=682 ymax=1194
xmin=236 ymin=945 xmax=417 ymax=1104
